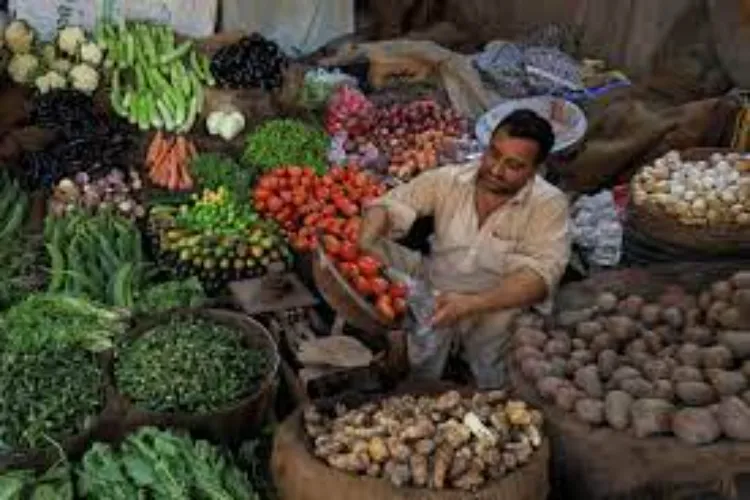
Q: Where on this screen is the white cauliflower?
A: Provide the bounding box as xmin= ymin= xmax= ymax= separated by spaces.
xmin=57 ymin=26 xmax=86 ymax=57
xmin=8 ymin=53 xmax=39 ymax=84
xmin=40 ymin=43 xmax=56 ymax=65
xmin=68 ymin=63 xmax=99 ymax=93
xmin=35 ymin=70 xmax=67 ymax=94
xmin=4 ymin=20 xmax=35 ymax=54
xmin=50 ymin=58 xmax=73 ymax=75
xmin=79 ymin=41 xmax=103 ymax=66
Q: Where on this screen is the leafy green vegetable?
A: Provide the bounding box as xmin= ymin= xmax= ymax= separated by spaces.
xmin=0 ymin=294 xmax=128 ymax=353
xmin=190 ymin=153 xmax=253 ymax=202
xmin=133 ymin=277 xmax=207 ymax=315
xmin=0 ymin=345 xmax=103 ymax=450
xmin=77 ymin=427 xmax=258 ymax=500
xmin=0 ymin=234 xmax=46 ymax=312
xmin=242 ymin=119 xmax=328 ymax=174
xmin=116 ymin=315 xmax=269 ymax=413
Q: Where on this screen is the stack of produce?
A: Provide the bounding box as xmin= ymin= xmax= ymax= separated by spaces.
xmin=44 ymin=210 xmax=146 ymax=308
xmin=304 ymin=390 xmax=544 ymax=491
xmin=242 ymin=119 xmax=329 ymax=175
xmin=96 ymin=21 xmax=214 ymax=131
xmin=148 ymin=188 xmax=291 ymax=290
xmin=326 ymin=91 xmax=468 ymax=181
xmin=49 ymin=170 xmax=145 ymax=219
xmin=23 ymin=91 xmax=137 ymax=191
xmin=145 ymin=132 xmax=197 ymax=191
xmin=5 ymin=20 xmax=104 ymax=93
xmin=631 ymin=151 xmax=750 ymax=227
xmin=0 ymin=294 xmax=118 ymax=450
xmin=210 ymin=33 xmax=287 ymax=90
xmin=513 ymin=270 xmax=750 ymax=445
xmin=115 ymin=315 xmax=270 ymax=414
xmin=325 ymin=85 xmax=375 ymax=136
xmin=253 ymin=164 xmax=406 ymax=321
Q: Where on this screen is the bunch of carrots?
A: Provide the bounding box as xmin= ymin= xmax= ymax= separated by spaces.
xmin=145 ymin=132 xmax=197 ymax=191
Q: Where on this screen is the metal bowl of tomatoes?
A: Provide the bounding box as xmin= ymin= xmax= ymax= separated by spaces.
xmin=312 ymin=243 xmax=408 ymax=336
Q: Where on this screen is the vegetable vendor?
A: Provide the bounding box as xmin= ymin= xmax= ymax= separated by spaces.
xmin=359 ymin=110 xmax=571 ymax=388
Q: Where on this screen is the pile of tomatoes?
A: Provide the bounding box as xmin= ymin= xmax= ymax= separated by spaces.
xmin=252 ymin=164 xmax=407 ymax=321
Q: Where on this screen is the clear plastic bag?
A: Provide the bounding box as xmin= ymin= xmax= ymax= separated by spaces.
xmin=572 ymin=190 xmax=623 ymax=267
xmin=387 ymin=269 xmax=439 ymax=362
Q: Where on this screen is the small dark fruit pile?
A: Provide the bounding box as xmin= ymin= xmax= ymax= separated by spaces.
xmin=210 ymin=33 xmax=288 ymax=90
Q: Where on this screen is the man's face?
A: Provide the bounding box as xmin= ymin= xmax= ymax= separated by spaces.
xmin=477 ymin=131 xmax=539 ymax=196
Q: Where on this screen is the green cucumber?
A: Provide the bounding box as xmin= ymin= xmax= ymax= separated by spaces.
xmin=144 ymin=31 xmax=159 ymax=65
xmin=126 ymin=32 xmax=135 ymax=67
xmin=134 ymin=64 xmax=146 ymax=91
xmin=200 ymin=54 xmax=215 ymax=86
xmin=178 ymin=95 xmax=199 ymax=133
xmin=138 ymin=93 xmax=152 ymax=131
xmin=156 ymin=99 xmax=176 ymax=132
xmin=159 ymin=40 xmax=193 ymax=66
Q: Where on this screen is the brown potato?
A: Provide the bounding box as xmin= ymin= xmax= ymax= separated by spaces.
xmin=626 ymin=339 xmax=648 ymax=358
xmin=707 ymin=301 xmax=730 ymax=327
xmin=575 ymin=398 xmax=605 ymax=425
xmin=702 ymin=345 xmax=733 ymax=369
xmin=591 ymin=333 xmax=616 ymax=354
xmin=570 ymin=350 xmax=595 ymax=365
xmin=612 ymin=366 xmax=642 ymax=385
xmin=521 ymin=358 xmax=548 ymax=381
xmin=698 ymin=291 xmax=713 ymax=311
xmin=598 ymin=350 xmax=619 ymax=379
xmin=514 ymin=345 xmax=544 ymax=364
xmin=733 ymin=289 xmax=750 ymax=309
xmin=684 ymin=308 xmax=702 ymax=328
xmin=676 ymin=381 xmax=716 ymax=406
xmin=545 ymin=339 xmax=572 ymax=357
xmin=672 ymin=366 xmax=704 ymax=383
xmin=642 ymin=330 xmax=663 ymax=354
xmin=711 ymin=281 xmax=734 ymax=302
xmin=654 ymin=325 xmax=679 ymax=344
xmin=595 ymin=292 xmax=619 ymax=313
xmin=566 ymin=358 xmax=585 ymax=376
xmin=555 ymin=386 xmax=583 ymax=412
xmin=684 ymin=326 xmax=713 ymax=347
xmin=629 ymin=352 xmax=652 ymax=371
xmin=719 ymin=331 xmax=750 ymax=359
xmin=741 ymin=390 xmax=750 ymax=407
xmin=515 ymin=327 xmax=548 ymax=349
xmin=548 ymin=357 xmax=568 ymax=378
xmin=618 ymin=295 xmax=645 ymax=318
xmin=730 ymin=271 xmax=750 ymax=289
xmin=630 ymin=399 xmax=675 ymax=438
xmin=608 ymin=316 xmax=637 ymax=342
xmin=717 ymin=397 xmax=750 ymax=441
xmin=605 ymin=391 xmax=633 ymax=430
xmin=575 ymin=365 xmax=604 ymax=398
xmin=672 ymin=408 xmax=721 ymax=445
xmin=643 ymin=359 xmax=670 ymax=381
xmin=557 ymin=308 xmax=595 ymax=328
xmin=661 ymin=307 xmax=684 ymax=329
xmin=718 ymin=307 xmax=742 ymax=329
xmin=677 ymin=343 xmax=702 ymax=367
xmin=576 ymin=321 xmax=603 ymax=341
xmin=621 ymin=378 xmax=654 ymax=399
xmin=707 ymin=370 xmax=748 ymax=396
xmin=572 ymin=338 xmax=588 ymax=351
xmin=640 ymin=304 xmax=662 ymax=326
xmin=658 ymin=345 xmax=678 ymax=359
xmin=653 ymin=380 xmax=675 ymax=401
xmin=536 ymin=377 xmax=565 ymax=400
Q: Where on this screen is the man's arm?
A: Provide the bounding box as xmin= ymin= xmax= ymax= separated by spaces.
xmin=432 ymin=195 xmax=571 ymax=326
xmin=358 ymin=168 xmax=452 ymax=250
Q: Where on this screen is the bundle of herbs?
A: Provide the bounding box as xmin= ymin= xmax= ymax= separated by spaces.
xmin=242 ymin=119 xmax=329 ymax=175
xmin=189 ymin=153 xmax=253 ymax=201
xmin=115 ymin=315 xmax=270 ymax=413
xmin=78 ymin=427 xmax=258 ymax=499
xmin=133 ymin=277 xmax=208 ymax=316
xmin=0 ymin=294 xmax=129 ymax=353
xmin=0 ymin=344 xmax=103 ymax=450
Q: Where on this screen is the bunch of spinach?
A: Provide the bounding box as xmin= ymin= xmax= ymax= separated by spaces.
xmin=0 ymin=234 xmax=46 ymax=312
xmin=78 ymin=427 xmax=258 ymax=500
xmin=115 ymin=316 xmax=269 ymax=413
xmin=0 ymin=345 xmax=103 ymax=450
xmin=0 ymin=294 xmax=129 ymax=353
xmin=133 ymin=277 xmax=208 ymax=316
xmin=0 ymin=463 xmax=74 ymax=500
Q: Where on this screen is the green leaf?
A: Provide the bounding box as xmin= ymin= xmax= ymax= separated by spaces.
xmin=121 ymin=455 xmax=156 ymax=487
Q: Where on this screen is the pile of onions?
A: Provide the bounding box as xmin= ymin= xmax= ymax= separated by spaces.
xmin=49 ymin=169 xmax=145 ymax=219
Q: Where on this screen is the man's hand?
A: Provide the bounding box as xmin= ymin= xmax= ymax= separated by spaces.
xmin=431 ymin=292 xmax=478 ymax=328
xmin=358 ymin=206 xmax=390 ymax=252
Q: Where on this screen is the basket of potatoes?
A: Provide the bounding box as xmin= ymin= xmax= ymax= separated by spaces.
xmin=509 ymin=263 xmax=750 ymax=499
xmin=628 ymin=148 xmax=750 ymax=255
xmin=271 ymin=388 xmax=550 ymax=500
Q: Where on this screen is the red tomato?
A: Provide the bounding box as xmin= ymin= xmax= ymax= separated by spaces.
xmin=279 ymin=191 xmax=293 ymax=203
xmin=258 ymin=176 xmax=279 ymax=190
xmin=354 ymin=276 xmax=372 ymax=297
xmin=302 ymin=166 xmax=316 ymax=177
xmin=323 ymin=235 xmax=342 ymax=257
xmin=339 ymin=261 xmax=358 ymax=280
xmin=315 ymin=187 xmax=330 ymax=199
xmin=389 ymin=283 xmax=408 ymax=299
xmin=370 ymin=277 xmax=389 ymax=296
xmin=338 ymin=241 xmax=358 ymax=262
xmin=254 ymin=188 xmax=271 ymax=202
xmin=339 ymin=201 xmax=359 ymax=218
xmin=329 ymin=166 xmax=344 ymax=180
xmin=375 ymin=295 xmax=396 ymax=322
xmin=357 ymin=255 xmax=381 ymax=278
xmin=322 ymin=205 xmax=336 ymax=217
xmin=267 ymin=196 xmax=284 ymax=213
xmin=288 ymin=166 xmax=303 ymax=177
xmin=303 ymin=213 xmax=320 ymax=226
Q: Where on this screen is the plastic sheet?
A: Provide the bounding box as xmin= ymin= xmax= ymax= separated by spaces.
xmin=571 ymin=190 xmax=623 ymax=267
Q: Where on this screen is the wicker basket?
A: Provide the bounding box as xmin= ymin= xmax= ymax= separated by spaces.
xmin=627 ymin=148 xmax=750 ymax=255
xmin=514 ymin=262 xmax=750 ymax=500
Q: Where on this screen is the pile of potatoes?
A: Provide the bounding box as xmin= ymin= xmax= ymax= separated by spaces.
xmin=304 ymin=390 xmax=544 ymax=491
xmin=513 ymin=270 xmax=750 ymax=445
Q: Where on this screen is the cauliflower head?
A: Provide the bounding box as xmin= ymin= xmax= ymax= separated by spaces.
xmin=69 ymin=63 xmax=99 ymax=93
xmin=35 ymin=70 xmax=67 ymax=94
xmin=57 ymin=26 xmax=86 ymax=56
xmin=8 ymin=53 xmax=39 ymax=84
xmin=79 ymin=41 xmax=103 ymax=66
xmin=50 ymin=58 xmax=73 ymax=75
xmin=5 ymin=20 xmax=35 ymax=54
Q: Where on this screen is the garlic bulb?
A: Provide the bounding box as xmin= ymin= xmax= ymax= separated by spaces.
xmin=631 ymin=150 xmax=750 ymax=227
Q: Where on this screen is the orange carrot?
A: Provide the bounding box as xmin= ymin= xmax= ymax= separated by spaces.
xmin=146 ymin=131 xmax=164 ymax=164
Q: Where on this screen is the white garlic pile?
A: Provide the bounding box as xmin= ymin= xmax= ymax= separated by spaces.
xmin=632 ymin=151 xmax=750 ymax=227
